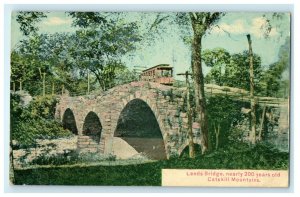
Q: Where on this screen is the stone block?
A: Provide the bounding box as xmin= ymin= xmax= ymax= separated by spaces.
xmin=86 ymin=148 xmax=98 ymax=153
xmin=78 ymin=139 xmax=89 ymax=143
xmin=182 ymin=117 xmax=188 ymax=124
xmin=168 ymin=110 xmax=177 ymax=116
xmin=135 ymin=91 xmax=142 ymax=98
xmin=129 ymin=94 xmax=134 ymax=101
xmin=80 ymin=141 xmax=90 ymax=145
xmin=180 ymin=112 xmax=187 ymax=118
xmin=78 ymin=144 xmax=88 ymax=148
xmin=87 ymin=144 xmax=98 ymax=148
xmin=122 ymin=98 xmax=127 ymax=106
xmin=192 ymin=122 xmax=200 ymax=129
xmin=130 ymin=81 xmax=143 ymax=87
xmin=88 ymin=140 xmax=98 ymax=145
xmin=119 ymin=91 xmax=126 ymax=96
xmin=78 ymin=136 xmax=90 ymax=140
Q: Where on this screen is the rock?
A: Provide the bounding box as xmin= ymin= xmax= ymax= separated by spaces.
xmin=14 ymin=90 xmax=32 ymax=107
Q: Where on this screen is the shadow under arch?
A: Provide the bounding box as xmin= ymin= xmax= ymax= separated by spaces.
xmin=82 ymin=111 xmax=102 ymax=143
xmin=179 ymin=143 xmax=202 ymax=158
xmin=114 ymin=98 xmax=167 ymax=160
xmin=62 ymin=108 xmax=78 ymax=135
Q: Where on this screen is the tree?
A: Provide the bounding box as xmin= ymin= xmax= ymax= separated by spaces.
xmin=14 ymin=12 xmax=141 ymax=93
xmin=202 ymin=48 xmax=231 ymax=85
xmin=260 ymin=36 xmax=290 ymax=97
xmin=12 ymin=33 xmax=66 ymax=96
xmin=185 ymin=13 xmax=224 ymax=154
xmin=16 ymin=12 xmax=47 ymax=36
xmin=10 ymin=50 xmax=35 ymax=91
xmin=68 ymin=14 xmax=141 ymax=91
xmin=224 ymin=51 xmax=262 ymax=91
xmin=146 ymin=12 xmax=224 ymax=154
xmin=114 ymin=66 xmax=139 ymax=86
xmin=207 ymin=96 xmax=241 ymax=150
xmin=247 ymin=34 xmax=256 ymax=145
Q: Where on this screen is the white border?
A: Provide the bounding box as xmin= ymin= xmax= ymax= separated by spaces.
xmin=1 ymin=1 xmax=298 ymax=195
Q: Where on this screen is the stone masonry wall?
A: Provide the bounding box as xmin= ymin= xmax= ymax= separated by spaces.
xmin=55 ymin=81 xmax=202 ymax=159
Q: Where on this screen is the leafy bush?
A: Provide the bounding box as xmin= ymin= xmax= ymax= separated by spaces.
xmin=11 ymin=93 xmax=72 ymax=148
xmin=30 ymin=151 xmax=121 ymax=166
xmin=29 ymin=95 xmax=58 ymax=119
xmin=206 ymin=96 xmax=244 ymax=150
xmin=31 ymin=150 xmax=79 ymax=166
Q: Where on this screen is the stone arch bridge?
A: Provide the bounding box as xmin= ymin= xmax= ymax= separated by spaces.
xmin=55 ymin=81 xmax=201 ymax=159
xmin=55 ymin=81 xmax=289 ymax=159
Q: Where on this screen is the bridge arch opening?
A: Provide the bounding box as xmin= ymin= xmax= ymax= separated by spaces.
xmin=82 ymin=111 xmax=102 ymax=143
xmin=179 ymin=143 xmax=202 ymax=158
xmin=114 ymin=98 xmax=167 ymax=160
xmin=62 ymin=108 xmax=78 ymax=135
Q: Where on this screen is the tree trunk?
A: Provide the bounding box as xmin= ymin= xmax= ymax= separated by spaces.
xmin=52 ymin=82 xmax=54 ymax=95
xmin=9 ymin=141 xmax=15 ymax=184
xmin=191 ymin=26 xmax=209 ymax=154
xmin=19 ymin=80 xmax=22 ymax=91
xmin=247 ymin=34 xmax=256 ymax=144
xmin=13 ymin=82 xmax=16 ymax=92
xmin=43 ymin=72 xmax=46 ymax=96
xmin=186 ymin=71 xmax=195 ymax=158
xmin=61 ymin=84 xmax=65 ymax=95
xmin=92 ymin=70 xmax=106 ymax=91
xmin=214 ymin=123 xmax=220 ymax=150
xmin=87 ymin=71 xmax=90 ymax=95
xmin=258 ymin=105 xmax=267 ymax=141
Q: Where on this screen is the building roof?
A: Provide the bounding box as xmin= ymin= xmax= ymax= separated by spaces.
xmin=142 ymin=64 xmax=173 ymax=72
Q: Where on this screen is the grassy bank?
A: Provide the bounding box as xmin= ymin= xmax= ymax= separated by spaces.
xmin=13 ymin=143 xmax=289 ymax=186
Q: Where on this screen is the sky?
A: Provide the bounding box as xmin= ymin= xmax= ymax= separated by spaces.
xmin=11 ymin=12 xmax=290 ymax=80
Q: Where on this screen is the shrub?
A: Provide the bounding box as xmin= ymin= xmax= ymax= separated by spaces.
xmin=11 ymin=93 xmax=72 ymax=148
xmin=30 ymin=150 xmax=79 ymax=166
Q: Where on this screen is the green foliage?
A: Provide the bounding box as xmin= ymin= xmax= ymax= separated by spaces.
xmin=11 ymin=33 xmax=87 ymax=96
xmin=114 ymin=67 xmax=139 ymax=86
xmin=70 ymin=20 xmax=141 ymax=91
xmin=204 ymin=49 xmax=263 ymax=92
xmin=202 ymin=48 xmax=231 ymax=85
xmin=31 ymin=150 xmax=79 ymax=166
xmin=14 ymin=142 xmax=288 ymax=185
xmin=204 ymin=39 xmax=290 ymax=98
xmin=12 ymin=13 xmax=142 ymax=95
xmin=206 ymin=96 xmax=244 ymax=150
xmin=29 ymin=95 xmax=58 ymax=119
xmin=16 ymin=12 xmax=47 ymax=36
xmin=259 ymin=36 xmax=290 ymax=97
xmin=179 ymin=144 xmax=202 ymax=158
xmin=189 ymin=12 xmax=225 ymax=35
xmin=10 ymin=93 xmax=72 ymax=148
xmin=68 ymin=12 xmax=108 ymax=28
xmin=30 ymin=151 xmax=120 ymax=166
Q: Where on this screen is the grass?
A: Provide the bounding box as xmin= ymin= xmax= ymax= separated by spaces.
xmin=13 ymin=143 xmax=289 ymax=186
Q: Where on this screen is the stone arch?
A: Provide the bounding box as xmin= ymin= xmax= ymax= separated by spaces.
xmin=178 ymin=143 xmax=202 ymax=157
xmin=62 ymin=108 xmax=78 ymax=135
xmin=82 ymin=111 xmax=102 ymax=143
xmin=113 ymin=98 xmax=167 ymax=160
